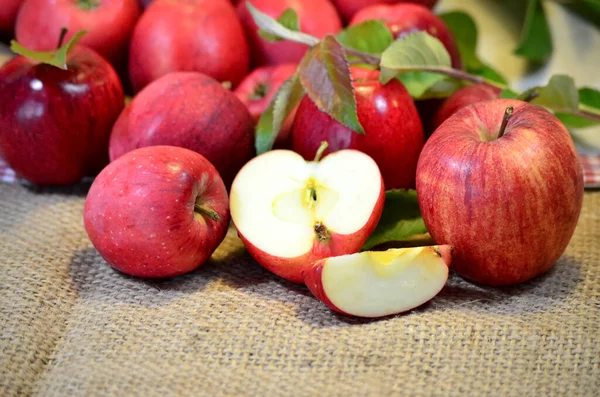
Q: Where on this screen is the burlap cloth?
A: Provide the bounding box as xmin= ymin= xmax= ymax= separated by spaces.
xmin=1 ymin=181 xmax=598 ymax=396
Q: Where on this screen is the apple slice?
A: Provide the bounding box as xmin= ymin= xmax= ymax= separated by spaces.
xmin=303 ymin=245 xmax=453 ymax=318
xmin=230 ymin=148 xmax=385 ymax=283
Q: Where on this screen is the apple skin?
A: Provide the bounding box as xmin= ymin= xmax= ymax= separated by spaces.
xmin=84 ymin=145 xmax=230 ymax=279
xmin=237 ymin=0 xmax=343 ymax=66
xmin=0 ymin=46 xmax=124 ymax=185
xmin=0 ymin=0 xmax=25 ymax=34
xmin=129 ymin=0 xmax=249 ymax=92
xmin=303 ymin=245 xmax=452 ymax=317
xmin=416 ymin=99 xmax=584 ymax=286
xmin=292 ymin=69 xmax=424 ymax=190
xmin=350 ymin=3 xmax=461 ymax=69
xmin=233 ymin=63 xmax=298 ymax=148
xmin=434 ymin=84 xmax=501 ymax=131
xmin=109 ymin=72 xmax=254 ymax=189
xmin=15 ymin=0 xmax=141 ymax=68
xmin=331 ymin=0 xmax=438 ymax=22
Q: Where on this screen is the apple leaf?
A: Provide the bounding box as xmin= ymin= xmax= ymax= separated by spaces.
xmin=439 ymin=11 xmax=507 ymax=85
xmin=523 ymin=75 xmax=579 ymax=111
xmin=514 ymin=0 xmax=553 ymax=63
xmin=258 ymin=8 xmax=300 ymax=43
xmin=363 ymin=190 xmax=428 ymax=251
xmin=336 ymin=20 xmax=393 ymax=55
xmin=500 ymin=88 xmax=519 ymax=99
xmin=397 ymin=72 xmax=449 ymax=99
xmin=298 ymin=35 xmax=365 ymax=135
xmin=379 ymin=31 xmax=452 ymax=85
xmin=255 ymin=73 xmax=304 ymax=154
xmin=556 ymin=87 xmax=600 ymax=129
xmin=246 ymin=2 xmax=318 ymax=47
xmin=10 ymin=30 xmax=87 ymax=70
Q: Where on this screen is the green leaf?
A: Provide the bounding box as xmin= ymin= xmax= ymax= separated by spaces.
xmin=258 ymin=8 xmax=300 ymax=42
xmin=255 ymin=73 xmax=304 ymax=154
xmin=336 ymin=20 xmax=393 ymax=55
xmin=556 ymin=87 xmax=600 ymax=129
xmin=379 ymin=31 xmax=452 ymax=84
xmin=298 ymin=35 xmax=365 ymax=134
xmin=525 ymin=75 xmax=578 ymax=111
xmin=10 ymin=30 xmax=87 ymax=70
xmin=363 ymin=190 xmax=428 ymax=251
xmin=439 ymin=11 xmax=507 ymax=86
xmin=514 ymin=0 xmax=552 ymax=63
xmin=397 ymin=71 xmax=448 ymax=99
xmin=555 ymin=113 xmax=599 ymax=129
xmin=500 ymin=88 xmax=519 ymax=99
xmin=246 ymin=2 xmax=318 ymax=47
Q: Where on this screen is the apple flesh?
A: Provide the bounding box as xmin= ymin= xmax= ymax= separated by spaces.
xmin=292 ymin=69 xmax=424 ymax=190
xmin=0 ymin=46 xmax=124 ymax=185
xmin=230 ymin=149 xmax=385 ymax=283
xmin=84 ymin=145 xmax=230 ymax=278
xmin=109 ymin=72 xmax=255 ymax=189
xmin=416 ymin=99 xmax=584 ymax=286
xmin=304 ymin=245 xmax=452 ymax=318
xmin=331 ymin=0 xmax=438 ymax=22
xmin=350 ymin=3 xmax=461 ymax=69
xmin=237 ymin=0 xmax=343 ymax=65
xmin=129 ymin=0 xmax=249 ymax=92
xmin=15 ymin=0 xmax=141 ymax=68
xmin=433 ymin=84 xmax=501 ymax=130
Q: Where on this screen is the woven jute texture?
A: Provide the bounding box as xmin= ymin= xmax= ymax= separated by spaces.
xmin=1 ymin=182 xmax=598 ymax=397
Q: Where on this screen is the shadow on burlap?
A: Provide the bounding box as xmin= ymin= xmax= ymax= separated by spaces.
xmin=1 ymin=182 xmax=598 ymax=396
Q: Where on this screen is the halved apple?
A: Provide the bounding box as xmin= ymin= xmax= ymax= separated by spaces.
xmin=303 ymin=245 xmax=453 ymax=318
xmin=230 ymin=148 xmax=385 ymax=283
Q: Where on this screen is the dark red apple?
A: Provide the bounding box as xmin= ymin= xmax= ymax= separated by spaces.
xmin=237 ymin=0 xmax=343 ymax=66
xmin=434 ymin=83 xmax=501 ymax=130
xmin=129 ymin=0 xmax=249 ymax=92
xmin=292 ymin=69 xmax=424 ymax=190
xmin=109 ymin=72 xmax=254 ymax=188
xmin=234 ymin=63 xmax=298 ymax=147
xmin=0 ymin=46 xmax=124 ymax=185
xmin=0 ymin=0 xmax=25 ymax=34
xmin=332 ymin=0 xmax=438 ymax=22
xmin=15 ymin=0 xmax=141 ymax=68
xmin=350 ymin=3 xmax=461 ymax=69
xmin=416 ymin=99 xmax=584 ymax=286
xmin=84 ymin=145 xmax=230 ymax=279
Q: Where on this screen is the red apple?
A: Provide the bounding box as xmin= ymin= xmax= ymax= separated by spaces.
xmin=109 ymin=72 xmax=254 ymax=188
xmin=129 ymin=0 xmax=249 ymax=92
xmin=0 ymin=46 xmax=124 ymax=185
xmin=433 ymin=83 xmax=501 ymax=130
xmin=416 ymin=99 xmax=584 ymax=286
xmin=230 ymin=148 xmax=385 ymax=283
xmin=331 ymin=0 xmax=438 ymax=22
xmin=292 ymin=69 xmax=424 ymax=190
xmin=304 ymin=245 xmax=452 ymax=318
xmin=0 ymin=0 xmax=25 ymax=34
xmin=15 ymin=0 xmax=141 ymax=68
xmin=350 ymin=3 xmax=461 ymax=69
xmin=84 ymin=145 xmax=230 ymax=278
xmin=234 ymin=63 xmax=298 ymax=147
xmin=237 ymin=0 xmax=343 ymax=66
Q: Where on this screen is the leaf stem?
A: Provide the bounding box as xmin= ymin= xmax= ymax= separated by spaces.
xmin=57 ymin=28 xmax=68 ymax=49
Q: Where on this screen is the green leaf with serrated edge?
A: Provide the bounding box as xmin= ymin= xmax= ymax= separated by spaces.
xmin=10 ymin=30 xmax=87 ymax=70
xmin=363 ymin=190 xmax=428 ymax=251
xmin=255 ymin=73 xmax=304 ymax=154
xmin=298 ymin=35 xmax=365 ymax=134
xmin=258 ymin=8 xmax=300 ymax=43
xmin=379 ymin=31 xmax=452 ymax=84
xmin=524 ymin=75 xmax=578 ymax=111
xmin=336 ymin=20 xmax=393 ymax=55
xmin=514 ymin=0 xmax=552 ymax=63
xmin=500 ymin=88 xmax=519 ymax=99
xmin=397 ymin=71 xmax=448 ymax=99
xmin=246 ymin=2 xmax=318 ymax=47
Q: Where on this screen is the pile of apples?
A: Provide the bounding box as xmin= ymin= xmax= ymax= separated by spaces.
xmin=0 ymin=0 xmax=584 ymax=319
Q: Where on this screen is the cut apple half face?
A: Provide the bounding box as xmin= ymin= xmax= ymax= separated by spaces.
xmin=229 ymin=149 xmax=384 ymax=283
xmin=303 ymin=245 xmax=453 ymax=318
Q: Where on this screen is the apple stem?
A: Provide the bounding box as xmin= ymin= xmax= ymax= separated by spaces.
xmin=498 ymin=107 xmax=514 ymax=139
xmin=314 ymin=222 xmax=330 ymax=242
xmin=57 ymin=28 xmax=68 ymax=49
xmin=194 ymin=204 xmax=220 ymax=222
xmin=313 ymin=141 xmax=329 ymax=162
xmin=249 ymin=82 xmax=270 ymax=100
